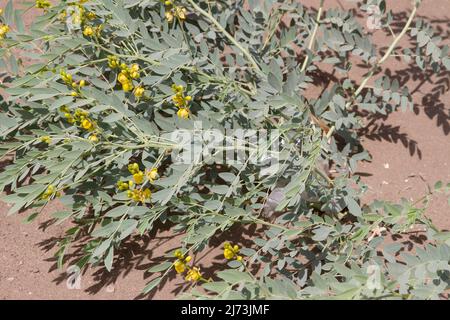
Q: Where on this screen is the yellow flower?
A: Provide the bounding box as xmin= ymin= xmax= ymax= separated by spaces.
xmin=223 ymin=242 xmax=242 ymax=261
xmin=177 ymin=108 xmax=189 ymax=119
xmin=117 ymin=181 xmax=130 ymax=191
xmin=133 ymin=171 xmax=144 ymax=184
xmin=41 ymin=184 xmax=55 ymax=200
xmin=60 ymin=70 xmax=72 ymax=84
xmin=70 ymin=91 xmax=78 ymax=97
xmin=174 ymin=249 xmax=183 ymax=259
xmin=108 ymin=55 xmax=120 ymax=69
xmin=65 ymin=113 xmax=75 ymax=123
xmin=35 ymin=0 xmax=51 ymax=9
xmin=79 ymin=80 xmax=86 ymax=87
xmin=40 ymin=136 xmax=51 ymax=144
xmin=88 ymin=134 xmax=98 ymax=142
xmin=86 ymin=11 xmax=96 ymax=20
xmin=142 ymin=188 xmax=151 ymax=200
xmin=175 ymin=6 xmax=187 ymax=20
xmin=165 ymin=11 xmax=174 ymax=23
xmin=165 ymin=5 xmax=187 ymax=23
xmin=122 ymin=81 xmax=134 ymax=92
xmin=117 ymin=72 xmax=129 ymax=84
xmin=0 ymin=9 xmax=3 ymax=15
xmin=127 ymin=188 xmax=151 ymax=203
xmin=58 ymin=10 xmax=67 ymax=20
xmin=224 ymin=248 xmax=234 ymax=260
xmin=128 ymin=163 xmax=140 ymax=174
xmin=0 ymin=24 xmax=9 ymax=39
xmin=171 ymin=84 xmax=192 ymax=108
xmin=173 ymin=250 xmax=192 ymax=274
xmin=174 ymin=260 xmax=186 ymax=274
xmin=83 ymin=26 xmax=94 ymax=37
xmin=134 ymin=86 xmax=145 ymax=98
xmin=147 ymin=168 xmax=159 ymax=182
xmin=130 ymin=64 xmax=139 ymax=72
xmin=185 ymin=267 xmax=202 ymax=282
xmin=81 ymin=119 xmax=93 ymax=130
xmin=59 ymin=105 xmax=69 ymax=113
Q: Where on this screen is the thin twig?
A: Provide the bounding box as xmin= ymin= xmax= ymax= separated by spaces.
xmin=186 ymin=0 xmax=262 ymax=75
xmin=300 ymin=0 xmax=325 ymax=72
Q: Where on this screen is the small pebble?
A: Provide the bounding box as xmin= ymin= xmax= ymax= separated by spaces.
xmin=106 ymin=284 xmax=115 ymax=293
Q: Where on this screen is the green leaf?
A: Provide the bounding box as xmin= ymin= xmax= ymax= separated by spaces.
xmin=147 ymin=262 xmax=172 ymax=273
xmin=142 ymin=277 xmax=161 ymax=294
xmin=104 ymin=246 xmax=114 ymax=272
xmin=217 ymin=270 xmax=253 ymax=284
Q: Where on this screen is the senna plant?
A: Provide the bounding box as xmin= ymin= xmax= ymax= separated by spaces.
xmin=1 ymin=0 xmax=450 ymax=299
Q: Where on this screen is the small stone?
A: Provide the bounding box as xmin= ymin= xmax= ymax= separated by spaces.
xmin=383 ymin=163 xmax=389 ymax=169
xmin=382 ymin=181 xmax=389 ymax=185
xmin=7 ymin=277 xmax=14 ymax=281
xmin=106 ymin=284 xmax=115 ymax=293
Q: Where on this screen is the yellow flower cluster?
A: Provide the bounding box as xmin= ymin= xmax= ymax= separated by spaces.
xmin=163 ymin=1 xmax=187 ymax=23
xmin=185 ymin=267 xmax=202 ymax=282
xmin=88 ymin=133 xmax=99 ymax=142
xmin=127 ymin=163 xmax=159 ymax=185
xmin=60 ymin=69 xmax=86 ymax=96
xmin=108 ymin=55 xmax=120 ymax=69
xmin=171 ymin=84 xmax=191 ymax=119
xmin=173 ymin=249 xmax=203 ymax=283
xmin=0 ymin=24 xmax=9 ymax=40
xmin=117 ymin=63 xmax=140 ymax=93
xmin=60 ymin=106 xmax=97 ymax=136
xmin=82 ymin=25 xmax=102 ymax=37
xmin=40 ymin=136 xmax=52 ymax=144
xmin=118 ymin=163 xmax=159 ymax=203
xmin=127 ymin=188 xmax=151 ymax=203
xmin=60 ymin=70 xmax=73 ymax=85
xmin=83 ymin=26 xmax=93 ymax=37
xmin=223 ymin=242 xmax=242 ymax=261
xmin=134 ymin=86 xmax=145 ymax=99
xmin=60 ymin=3 xmax=97 ymax=24
xmin=147 ymin=168 xmax=159 ymax=182
xmin=117 ymin=180 xmax=133 ymax=191
xmin=41 ymin=185 xmax=61 ymax=200
xmin=108 ymin=56 xmax=145 ymax=98
xmin=173 ymin=249 xmax=192 ymax=274
xmin=36 ymin=0 xmax=51 ymax=9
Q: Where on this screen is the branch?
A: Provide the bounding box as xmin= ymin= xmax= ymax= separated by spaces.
xmin=347 ymin=3 xmax=418 ymax=109
xmin=186 ymin=0 xmax=262 ymax=75
xmin=300 ymin=0 xmax=325 ymax=72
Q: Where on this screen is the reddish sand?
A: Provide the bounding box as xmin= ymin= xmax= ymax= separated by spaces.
xmin=0 ymin=0 xmax=449 ymax=299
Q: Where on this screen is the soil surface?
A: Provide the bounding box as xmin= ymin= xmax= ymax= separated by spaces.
xmin=0 ymin=0 xmax=449 ymax=299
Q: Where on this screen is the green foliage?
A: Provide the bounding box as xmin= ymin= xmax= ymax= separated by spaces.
xmin=0 ymin=0 xmax=449 ymax=299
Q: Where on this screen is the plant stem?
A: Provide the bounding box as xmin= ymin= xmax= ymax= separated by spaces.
xmin=327 ymin=3 xmax=419 ymax=134
xmin=186 ymin=0 xmax=262 ymax=75
xmin=347 ymin=3 xmax=418 ymax=109
xmin=300 ymin=0 xmax=325 ymax=72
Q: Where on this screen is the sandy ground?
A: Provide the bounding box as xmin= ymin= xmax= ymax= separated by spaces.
xmin=0 ymin=0 xmax=449 ymax=299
